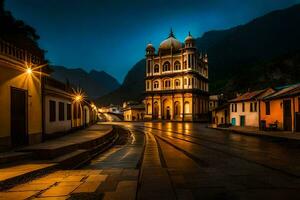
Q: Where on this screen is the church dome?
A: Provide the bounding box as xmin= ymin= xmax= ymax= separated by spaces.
xmin=159 ymin=29 xmax=182 ymax=50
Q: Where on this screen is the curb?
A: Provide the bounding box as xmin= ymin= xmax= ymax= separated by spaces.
xmin=208 ymin=126 xmax=300 ymax=142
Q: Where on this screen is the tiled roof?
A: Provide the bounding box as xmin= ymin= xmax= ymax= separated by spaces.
xmin=229 ymin=89 xmax=265 ymax=102
xmin=264 ymin=83 xmax=300 ymax=100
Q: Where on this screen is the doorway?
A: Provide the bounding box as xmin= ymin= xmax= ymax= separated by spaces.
xmin=166 ymin=106 xmax=171 ymax=120
xmin=11 ymin=87 xmax=28 ymax=147
xmin=283 ymin=100 xmax=292 ymax=131
xmin=240 ymin=116 xmax=245 ymax=127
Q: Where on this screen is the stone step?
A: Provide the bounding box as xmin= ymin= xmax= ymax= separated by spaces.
xmin=51 ymin=149 xmax=90 ymax=169
xmin=0 ymin=152 xmax=32 ymax=165
xmin=19 ymin=127 xmax=116 ymax=160
xmin=0 ymin=163 xmax=57 ymax=191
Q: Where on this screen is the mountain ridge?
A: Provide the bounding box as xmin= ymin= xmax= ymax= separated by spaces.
xmin=50 ymin=65 xmax=121 ymax=100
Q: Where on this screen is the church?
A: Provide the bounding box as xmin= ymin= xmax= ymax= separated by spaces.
xmin=144 ymin=30 xmax=209 ymax=121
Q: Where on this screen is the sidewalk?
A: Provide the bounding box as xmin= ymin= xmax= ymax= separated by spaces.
xmin=0 ymin=124 xmax=117 ymax=191
xmin=209 ymin=125 xmax=300 ymax=141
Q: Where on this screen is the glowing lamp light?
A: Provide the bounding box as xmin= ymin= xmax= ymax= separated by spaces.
xmin=75 ymin=95 xmax=82 ymax=102
xmin=26 ymin=68 xmax=32 ymax=74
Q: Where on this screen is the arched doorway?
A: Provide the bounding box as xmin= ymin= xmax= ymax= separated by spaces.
xmin=83 ymin=105 xmax=90 ymax=126
xmin=153 ymin=102 xmax=159 ymax=119
xmin=163 ymin=99 xmax=172 ymax=120
xmin=174 ymin=101 xmax=180 ymax=119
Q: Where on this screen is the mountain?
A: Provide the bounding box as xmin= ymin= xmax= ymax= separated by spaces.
xmin=97 ymin=3 xmax=300 ymax=105
xmin=50 ymin=65 xmax=120 ymax=99
xmin=95 ymin=59 xmax=145 ymax=106
xmin=196 ymin=4 xmax=300 ymax=93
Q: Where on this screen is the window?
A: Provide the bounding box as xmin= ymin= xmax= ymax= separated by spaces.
xmin=49 ymin=100 xmax=56 ymax=122
xmin=265 ymin=101 xmax=270 ymax=115
xmin=242 ymin=103 xmax=245 ymax=112
xmin=162 ymin=61 xmax=170 ymax=72
xmin=164 ymin=80 xmax=171 ymax=88
xmin=184 ymin=78 xmax=187 ymax=85
xmin=174 ymin=61 xmax=181 ymax=70
xmin=67 ymin=104 xmax=71 ymax=120
xmin=231 ymin=103 xmax=237 ymax=112
xmin=154 ymin=65 xmax=159 ymax=73
xmin=175 ymin=79 xmax=180 ymax=87
xmin=146 ymin=81 xmax=150 ymax=89
xmin=59 ymin=102 xmax=64 ymax=121
xmin=250 ymin=102 xmax=257 ymax=112
xmin=153 ymin=81 xmax=159 ymax=89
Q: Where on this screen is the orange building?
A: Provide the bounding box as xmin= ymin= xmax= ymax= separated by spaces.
xmin=261 ymin=84 xmax=300 ymax=132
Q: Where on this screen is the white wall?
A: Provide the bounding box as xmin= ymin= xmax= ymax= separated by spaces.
xmin=230 ymin=101 xmax=259 ymax=127
xmin=45 ymin=96 xmax=72 ymax=134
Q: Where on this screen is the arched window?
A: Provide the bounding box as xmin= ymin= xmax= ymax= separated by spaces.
xmin=184 ymin=102 xmax=190 ymax=114
xmin=154 ymin=65 xmax=159 ymax=73
xmin=163 ymin=61 xmax=170 ymax=72
xmin=164 ymin=79 xmax=171 ymax=88
xmin=174 ymin=61 xmax=181 ymax=70
xmin=153 ymin=81 xmax=159 ymax=89
xmin=175 ymin=79 xmax=180 ymax=87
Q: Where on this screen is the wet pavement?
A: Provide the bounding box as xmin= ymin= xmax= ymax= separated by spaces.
xmin=1 ymin=122 xmax=300 ymax=200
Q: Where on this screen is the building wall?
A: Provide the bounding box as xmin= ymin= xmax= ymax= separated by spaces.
xmin=124 ymin=109 xmax=145 ymax=121
xmin=45 ymin=95 xmax=72 ymax=134
xmin=0 ymin=61 xmax=42 ymax=149
xmin=212 ymin=108 xmax=229 ymax=125
xmin=260 ymin=97 xmax=300 ymax=131
xmin=230 ymin=101 xmax=259 ymax=127
xmin=144 ymin=93 xmax=208 ymax=121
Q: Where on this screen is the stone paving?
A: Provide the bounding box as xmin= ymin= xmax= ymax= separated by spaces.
xmin=1 ymin=122 xmax=300 ymax=200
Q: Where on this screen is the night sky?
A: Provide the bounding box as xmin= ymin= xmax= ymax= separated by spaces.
xmin=6 ymin=0 xmax=300 ymax=82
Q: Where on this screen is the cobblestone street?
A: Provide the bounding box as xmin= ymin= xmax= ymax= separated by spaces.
xmin=1 ymin=122 xmax=300 ymax=200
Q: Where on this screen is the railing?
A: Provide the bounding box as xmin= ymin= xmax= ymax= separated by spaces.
xmin=0 ymin=38 xmax=42 ymax=65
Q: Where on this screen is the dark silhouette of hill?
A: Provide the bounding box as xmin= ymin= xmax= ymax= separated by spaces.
xmin=97 ymin=3 xmax=300 ymax=105
xmin=95 ymin=59 xmax=145 ymax=106
xmin=196 ymin=3 xmax=300 ymax=93
xmin=50 ymin=65 xmax=120 ymax=100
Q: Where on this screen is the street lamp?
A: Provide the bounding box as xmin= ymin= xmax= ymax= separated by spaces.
xmin=75 ymin=95 xmax=82 ymax=102
xmin=26 ymin=67 xmax=32 ymax=75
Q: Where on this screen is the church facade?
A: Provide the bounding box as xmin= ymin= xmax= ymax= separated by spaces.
xmin=144 ymin=30 xmax=209 ymax=121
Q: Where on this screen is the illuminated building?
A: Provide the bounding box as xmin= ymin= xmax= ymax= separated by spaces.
xmin=144 ymin=30 xmax=209 ymax=121
xmin=0 ymin=39 xmax=45 ymax=150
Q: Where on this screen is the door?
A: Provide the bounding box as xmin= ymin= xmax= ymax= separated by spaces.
xmin=240 ymin=116 xmax=245 ymax=127
xmin=11 ymin=88 xmax=28 ymax=147
xmin=166 ymin=107 xmax=171 ymax=120
xmin=231 ymin=118 xmax=236 ymax=126
xmin=283 ymin=100 xmax=292 ymax=131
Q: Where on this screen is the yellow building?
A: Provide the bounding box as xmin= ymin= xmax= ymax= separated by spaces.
xmin=229 ymin=88 xmax=275 ymax=127
xmin=144 ymin=30 xmax=209 ymax=121
xmin=0 ymin=39 xmax=45 ymax=150
xmin=123 ymin=104 xmax=145 ymax=121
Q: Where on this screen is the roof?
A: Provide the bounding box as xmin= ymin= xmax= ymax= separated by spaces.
xmin=159 ymin=29 xmax=182 ymax=50
xmin=229 ymin=89 xmax=265 ymax=102
xmin=264 ymin=83 xmax=300 ymax=100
